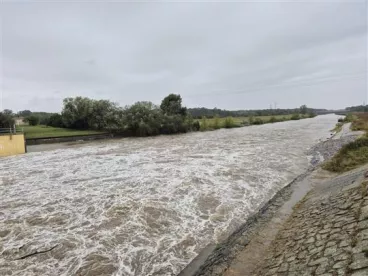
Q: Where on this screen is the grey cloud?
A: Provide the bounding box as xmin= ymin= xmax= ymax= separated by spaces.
xmin=1 ymin=1 xmax=366 ymax=112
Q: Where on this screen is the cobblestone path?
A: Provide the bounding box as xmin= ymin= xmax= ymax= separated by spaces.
xmin=257 ymin=169 xmax=368 ymax=276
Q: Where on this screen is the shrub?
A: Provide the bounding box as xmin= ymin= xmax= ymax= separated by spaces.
xmin=200 ymin=116 xmax=209 ymax=131
xmin=291 ymin=114 xmax=300 ymax=120
xmin=213 ymin=115 xmax=221 ymax=129
xmin=224 ymin=117 xmax=236 ymax=128
xmin=0 ymin=111 xmax=15 ymax=128
xmin=47 ymin=113 xmax=64 ymax=128
xmin=269 ymin=116 xmax=278 ymax=123
xmin=192 ymin=121 xmax=200 ymax=131
xmin=252 ymin=118 xmax=264 ymax=125
xmin=27 ymin=115 xmax=40 ymax=126
xmin=241 ymin=120 xmax=250 ymax=126
xmin=344 ymin=113 xmax=354 ymax=123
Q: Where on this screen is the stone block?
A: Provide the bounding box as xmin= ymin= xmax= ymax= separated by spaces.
xmin=351 ymin=267 xmax=368 ymax=276
xmin=359 ymin=206 xmax=368 ymax=221
xmin=349 ymin=253 xmax=368 ymax=270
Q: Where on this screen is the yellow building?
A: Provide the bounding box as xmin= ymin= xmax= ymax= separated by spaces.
xmin=0 ymin=134 xmax=26 ymax=157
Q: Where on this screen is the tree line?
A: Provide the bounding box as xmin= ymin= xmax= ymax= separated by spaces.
xmin=345 ymin=105 xmax=368 ymax=112
xmin=1 ymin=94 xmax=319 ymax=137
xmin=1 ymin=94 xmax=200 ymax=136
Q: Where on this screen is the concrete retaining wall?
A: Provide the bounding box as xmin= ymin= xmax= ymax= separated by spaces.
xmin=26 ymin=133 xmax=114 ymax=145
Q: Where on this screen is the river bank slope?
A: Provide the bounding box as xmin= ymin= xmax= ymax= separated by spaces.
xmin=181 ymin=124 xmax=363 ymax=276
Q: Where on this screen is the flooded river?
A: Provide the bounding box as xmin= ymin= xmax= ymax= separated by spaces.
xmin=0 ymin=115 xmax=339 ymax=276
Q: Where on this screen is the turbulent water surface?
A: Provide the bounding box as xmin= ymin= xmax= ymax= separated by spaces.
xmin=0 ymin=115 xmax=339 ymax=276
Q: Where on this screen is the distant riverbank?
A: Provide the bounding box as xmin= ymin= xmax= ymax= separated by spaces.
xmin=22 ymin=113 xmax=318 ymax=145
xmin=198 ymin=113 xmax=316 ymax=131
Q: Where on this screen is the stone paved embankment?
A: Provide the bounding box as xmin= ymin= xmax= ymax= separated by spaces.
xmin=256 ymin=168 xmax=368 ymax=276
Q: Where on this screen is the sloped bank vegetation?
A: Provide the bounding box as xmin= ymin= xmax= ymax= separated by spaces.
xmin=324 ymin=113 xmax=368 ymax=172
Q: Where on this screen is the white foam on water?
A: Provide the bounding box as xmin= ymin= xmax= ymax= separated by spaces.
xmin=0 ymin=115 xmax=339 ymax=275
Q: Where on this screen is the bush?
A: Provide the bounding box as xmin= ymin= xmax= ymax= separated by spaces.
xmin=213 ymin=115 xmax=221 ymax=129
xmin=241 ymin=120 xmax=250 ymax=126
xmin=338 ymin=118 xmax=344 ymax=123
xmin=224 ymin=117 xmax=236 ymax=128
xmin=252 ymin=118 xmax=264 ymax=125
xmin=291 ymin=114 xmax=300 ymax=120
xmin=27 ymin=115 xmax=40 ymax=126
xmin=344 ymin=113 xmax=354 ymax=122
xmin=192 ymin=121 xmax=200 ymax=131
xmin=0 ymin=111 xmax=15 ymax=128
xmin=47 ymin=113 xmax=64 ymax=128
xmin=269 ymin=116 xmax=278 ymax=123
xmin=200 ymin=116 xmax=209 ymax=131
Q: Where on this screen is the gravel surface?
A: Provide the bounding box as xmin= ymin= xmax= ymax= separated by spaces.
xmin=307 ymin=135 xmax=360 ymax=166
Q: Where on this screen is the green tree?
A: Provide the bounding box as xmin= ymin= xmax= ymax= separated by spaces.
xmin=300 ymin=105 xmax=308 ymax=115
xmin=17 ymin=110 xmax=32 ymax=117
xmin=88 ymin=100 xmax=121 ymax=130
xmin=61 ymin=97 xmax=94 ymax=129
xmin=27 ymin=115 xmax=40 ymax=126
xmin=160 ymin=94 xmax=187 ymax=116
xmin=47 ymin=113 xmax=64 ymax=128
xmin=0 ymin=110 xmax=15 ymax=128
xmin=123 ymin=101 xmax=162 ymax=136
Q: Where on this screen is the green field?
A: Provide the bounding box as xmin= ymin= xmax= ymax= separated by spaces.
xmin=18 ymin=125 xmax=106 ymax=139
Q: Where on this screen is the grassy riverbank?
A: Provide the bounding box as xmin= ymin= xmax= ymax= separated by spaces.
xmin=19 ymin=125 xmax=105 ymax=139
xmin=198 ymin=113 xmax=313 ymax=131
xmin=324 ymin=113 xmax=368 ymax=172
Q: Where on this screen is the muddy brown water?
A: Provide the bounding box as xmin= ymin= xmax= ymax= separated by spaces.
xmin=0 ymin=115 xmax=340 ymax=276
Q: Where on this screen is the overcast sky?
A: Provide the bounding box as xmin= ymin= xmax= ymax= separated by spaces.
xmin=1 ymin=0 xmax=367 ymax=112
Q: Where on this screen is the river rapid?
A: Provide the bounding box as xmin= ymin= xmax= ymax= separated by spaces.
xmin=0 ymin=115 xmax=339 ymax=276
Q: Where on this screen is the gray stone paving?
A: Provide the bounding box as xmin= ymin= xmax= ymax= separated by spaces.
xmin=257 ymin=177 xmax=368 ymax=276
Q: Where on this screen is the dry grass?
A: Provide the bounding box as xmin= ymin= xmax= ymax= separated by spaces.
xmin=351 ymin=113 xmax=368 ymax=132
xmin=323 ymin=113 xmax=368 ymax=172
